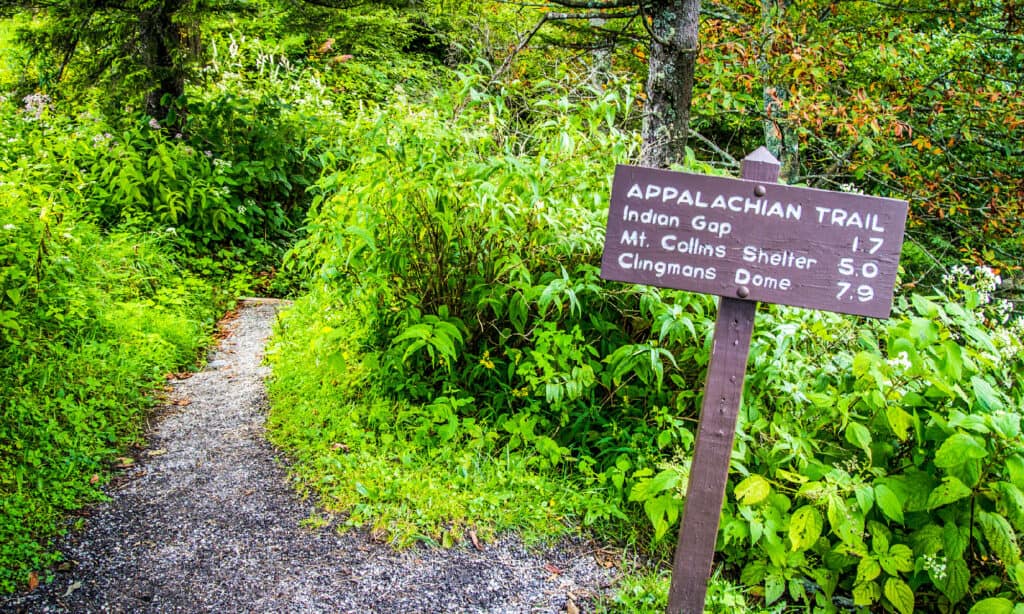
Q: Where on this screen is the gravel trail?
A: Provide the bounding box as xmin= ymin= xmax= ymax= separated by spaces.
xmin=1 ymin=299 xmax=616 ymax=613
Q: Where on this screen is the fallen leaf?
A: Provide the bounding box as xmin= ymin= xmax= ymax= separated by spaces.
xmin=114 ymin=457 xmax=135 ymax=468
xmin=89 ymin=474 xmax=100 ymax=484
xmin=469 ymin=529 xmax=483 ymax=551
xmin=62 ymin=581 xmax=82 ymax=598
xmin=331 ymin=442 xmax=350 ymax=452
xmin=544 ymin=563 xmax=562 ymax=575
xmin=565 ymin=597 xmax=580 ymax=614
xmin=173 ymin=399 xmax=192 ymax=407
xmin=28 ymin=571 xmax=38 ymax=591
xmin=146 ymin=449 xmax=167 ymax=457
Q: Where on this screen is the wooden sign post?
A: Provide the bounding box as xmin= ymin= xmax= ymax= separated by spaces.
xmin=599 ymin=148 xmax=908 ymax=613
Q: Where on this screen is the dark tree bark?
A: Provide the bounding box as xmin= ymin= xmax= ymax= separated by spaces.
xmin=139 ymin=0 xmax=186 ymax=120
xmin=533 ymin=0 xmax=703 ymax=169
xmin=640 ymin=0 xmax=701 ymax=168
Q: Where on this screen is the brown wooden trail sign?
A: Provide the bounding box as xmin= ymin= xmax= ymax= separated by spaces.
xmin=599 ymin=148 xmax=908 ymax=613
xmin=601 ymin=149 xmax=907 ymax=318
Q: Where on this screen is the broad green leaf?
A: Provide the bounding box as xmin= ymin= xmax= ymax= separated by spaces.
xmin=909 ymin=524 xmax=943 ymax=555
xmin=647 ymin=469 xmax=682 ymax=494
xmin=789 ymin=506 xmax=824 ymax=552
xmin=934 ymin=433 xmax=988 ymax=468
xmin=735 ymin=475 xmax=772 ymax=506
xmin=828 ymin=495 xmax=865 ymax=547
xmin=911 ymin=294 xmax=940 ymax=317
xmin=978 ymin=511 xmax=1021 ymax=565
xmin=852 ymin=580 xmax=880 ymax=606
xmin=1008 ymin=455 xmax=1024 ymax=490
xmin=788 ymin=578 xmax=807 ymax=602
xmin=880 ymin=544 xmax=914 ymax=575
xmin=939 ymin=340 xmax=964 ymax=381
xmin=886 ymin=406 xmax=914 ymax=441
xmin=898 ymin=471 xmax=937 ymax=513
xmin=990 ymin=411 xmax=1021 ymax=439
xmin=936 ymin=556 xmax=969 ymax=604
xmin=875 ymin=483 xmax=905 ymax=523
xmin=884 ymin=577 xmax=915 ymax=614
xmin=944 ymin=523 xmax=969 ymax=559
xmin=972 ymin=376 xmax=1005 ymax=412
xmin=1013 ymin=561 xmax=1024 ymax=596
xmin=1001 ymin=482 xmax=1024 ymax=532
xmin=845 ymin=422 xmax=873 ymax=457
xmin=969 ymin=598 xmax=1014 ymax=614
xmin=871 ymin=522 xmax=890 ymax=555
xmin=740 ymin=562 xmax=767 ymax=585
xmin=855 ymin=484 xmax=875 ymax=515
xmin=765 ymin=573 xmax=784 ymax=605
xmin=949 ymin=458 xmax=983 ymax=489
xmin=856 ymin=557 xmax=881 ymax=584
xmin=909 ymin=317 xmax=939 ymax=346
xmin=928 ymin=477 xmax=973 ymax=510
xmin=853 ymin=351 xmax=876 ymax=377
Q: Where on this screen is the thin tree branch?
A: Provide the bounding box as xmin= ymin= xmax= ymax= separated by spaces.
xmin=490 ymin=9 xmax=637 ymax=83
xmin=688 ymin=129 xmax=739 ymax=167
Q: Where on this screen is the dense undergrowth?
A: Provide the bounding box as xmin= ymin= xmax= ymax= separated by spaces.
xmin=0 ymin=7 xmax=455 ymax=594
xmin=3 ymin=1 xmax=1024 ymax=611
xmin=268 ymin=70 xmax=1024 ymax=612
xmin=0 ymin=163 xmax=218 ymax=591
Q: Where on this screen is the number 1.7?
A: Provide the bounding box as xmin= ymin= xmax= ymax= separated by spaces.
xmin=852 ymin=236 xmax=884 ymax=254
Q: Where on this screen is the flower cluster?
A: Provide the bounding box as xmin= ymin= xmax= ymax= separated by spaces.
xmin=922 ymin=554 xmax=948 ymax=582
xmin=942 ymin=264 xmax=1016 ymax=325
xmin=943 ymin=264 xmax=1002 ymax=305
xmin=21 ymin=93 xmax=52 ymax=119
xmin=886 ymin=351 xmax=911 ymax=371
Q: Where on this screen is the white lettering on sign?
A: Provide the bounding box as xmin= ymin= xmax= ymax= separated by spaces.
xmin=691 ymin=215 xmax=731 ymax=238
xmin=741 ymin=246 xmax=817 ymax=270
xmin=602 ymin=165 xmax=908 ymax=318
xmin=626 ymin=183 xmax=803 ymax=221
xmin=618 ymin=252 xmax=718 ymax=280
xmin=735 ymin=268 xmax=792 ymax=291
xmin=814 ymin=207 xmax=886 ymax=232
xmin=622 ymin=205 xmax=681 ymax=228
xmin=660 ymin=235 xmax=728 ymax=258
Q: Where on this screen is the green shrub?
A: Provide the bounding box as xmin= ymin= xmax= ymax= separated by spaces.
xmin=273 ymin=65 xmax=1024 ymax=612
xmin=0 ymin=102 xmax=219 ymax=592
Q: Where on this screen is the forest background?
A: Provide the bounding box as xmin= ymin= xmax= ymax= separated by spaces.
xmin=0 ymin=0 xmax=1023 ymax=611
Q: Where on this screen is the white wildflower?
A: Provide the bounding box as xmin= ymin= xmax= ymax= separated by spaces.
xmin=21 ymin=92 xmax=51 ymax=119
xmin=886 ymin=351 xmax=911 ymax=371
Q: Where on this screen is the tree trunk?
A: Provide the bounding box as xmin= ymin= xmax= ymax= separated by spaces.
xmin=760 ymin=0 xmax=798 ymax=179
xmin=640 ymin=0 xmax=701 ymax=169
xmin=139 ymin=0 xmax=185 ymax=120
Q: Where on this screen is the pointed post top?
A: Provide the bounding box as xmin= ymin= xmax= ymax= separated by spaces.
xmin=741 ymin=146 xmax=781 ymax=183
